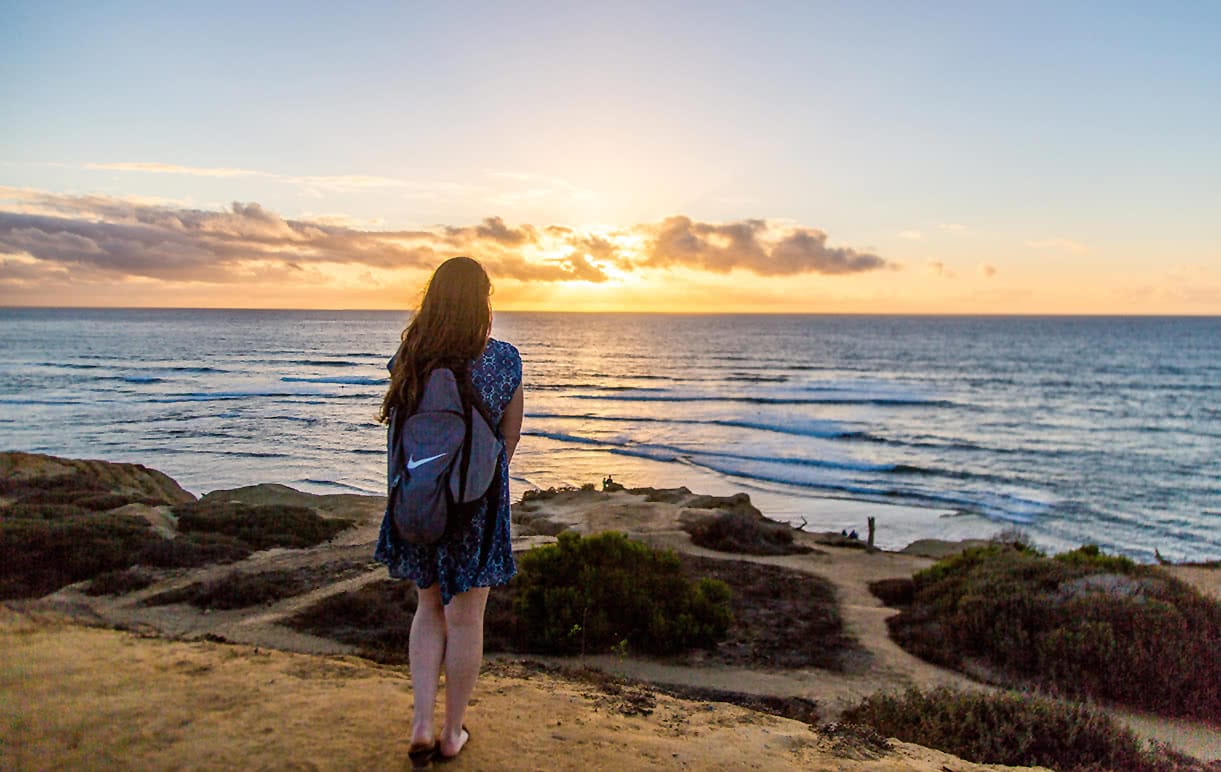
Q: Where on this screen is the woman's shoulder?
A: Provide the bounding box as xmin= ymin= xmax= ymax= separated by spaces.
xmin=482 ymin=338 xmax=522 ymax=382
xmin=486 ymin=338 xmax=521 ymax=362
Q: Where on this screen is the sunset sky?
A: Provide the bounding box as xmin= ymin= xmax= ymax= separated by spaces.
xmin=2 ymin=2 xmax=1219 ymax=313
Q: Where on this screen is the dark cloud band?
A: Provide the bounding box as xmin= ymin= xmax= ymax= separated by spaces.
xmin=0 ymin=192 xmax=891 ymax=286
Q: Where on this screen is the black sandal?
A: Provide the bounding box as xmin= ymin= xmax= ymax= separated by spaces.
xmin=408 ymin=741 xmax=437 ymax=769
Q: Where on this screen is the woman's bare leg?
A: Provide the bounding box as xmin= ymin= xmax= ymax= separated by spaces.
xmin=409 ymin=584 xmax=446 ymax=747
xmin=439 ymin=585 xmax=489 ymax=756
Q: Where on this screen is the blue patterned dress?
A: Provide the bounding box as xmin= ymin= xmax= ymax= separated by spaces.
xmin=374 ymin=338 xmax=522 ymax=604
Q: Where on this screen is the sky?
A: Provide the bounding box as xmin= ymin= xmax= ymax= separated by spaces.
xmin=2 ymin=1 xmax=1219 ymax=313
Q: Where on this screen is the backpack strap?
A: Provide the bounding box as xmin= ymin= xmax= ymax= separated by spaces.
xmin=457 ymin=399 xmax=474 ymax=502
xmin=386 ymin=405 xmax=405 ymax=488
xmin=454 ymin=364 xmax=498 ymax=435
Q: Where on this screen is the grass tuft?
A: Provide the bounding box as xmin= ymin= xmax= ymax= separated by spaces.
xmin=142 ymin=561 xmax=370 ymax=610
xmin=82 ymin=567 xmax=157 ymax=596
xmin=843 ymin=686 xmax=1204 ymax=772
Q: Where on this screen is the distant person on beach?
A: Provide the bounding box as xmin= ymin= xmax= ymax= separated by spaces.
xmin=374 ymin=256 xmax=524 ymax=766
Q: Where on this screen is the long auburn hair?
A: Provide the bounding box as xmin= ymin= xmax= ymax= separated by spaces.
xmin=379 ymin=256 xmax=492 ymax=423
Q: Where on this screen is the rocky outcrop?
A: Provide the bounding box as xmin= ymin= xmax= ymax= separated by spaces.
xmin=0 ymin=455 xmax=372 ymax=601
xmin=899 ymin=538 xmax=994 ymax=560
xmin=631 ymin=485 xmax=691 ymax=503
xmin=812 ymin=531 xmax=868 ymax=549
xmin=0 ymin=451 xmax=195 ymax=505
xmin=684 ymin=492 xmax=763 ymax=519
xmin=199 ymin=483 xmax=385 ymax=522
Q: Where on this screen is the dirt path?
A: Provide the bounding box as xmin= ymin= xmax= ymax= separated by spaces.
xmin=630 ymin=531 xmax=981 ymax=713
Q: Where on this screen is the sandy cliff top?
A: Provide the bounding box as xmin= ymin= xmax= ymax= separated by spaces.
xmin=2 ymin=609 xmax=1047 ymax=771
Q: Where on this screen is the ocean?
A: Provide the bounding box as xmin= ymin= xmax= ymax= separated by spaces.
xmin=1 ymin=309 xmax=1217 ymax=562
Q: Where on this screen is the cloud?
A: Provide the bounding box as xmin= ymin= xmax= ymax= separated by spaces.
xmin=0 ymin=256 xmax=73 ymax=284
xmin=939 ymin=223 xmax=968 ymax=234
xmin=1025 ymin=237 xmax=1090 ymax=255
xmin=572 ymin=234 xmax=633 ymax=270
xmin=898 ymin=230 xmax=923 ymax=240
xmin=646 ymin=216 xmax=889 ymax=275
xmin=0 ymin=197 xmax=441 ymax=282
xmin=85 ymin=162 xmax=261 ymax=178
xmin=77 ymin=160 xmax=483 ymax=199
xmin=444 ymin=216 xmax=537 ymax=246
xmin=0 ymin=190 xmax=892 ymax=288
xmin=648 ymin=217 xmax=767 ymax=272
xmin=926 ymin=260 xmax=955 ymax=278
xmin=495 ymin=252 xmax=609 ymax=283
xmin=980 ymin=263 xmax=997 ymax=278
xmin=299 ymin=212 xmax=387 ymax=229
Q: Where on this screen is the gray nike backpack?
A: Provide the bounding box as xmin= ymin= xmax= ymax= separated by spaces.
xmin=387 ymin=367 xmax=503 ymax=545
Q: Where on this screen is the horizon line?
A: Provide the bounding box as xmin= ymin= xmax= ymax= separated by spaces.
xmin=2 ymin=305 xmax=1219 ymax=319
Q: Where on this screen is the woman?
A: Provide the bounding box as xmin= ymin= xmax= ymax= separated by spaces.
xmin=374 ymin=256 xmax=523 ymax=766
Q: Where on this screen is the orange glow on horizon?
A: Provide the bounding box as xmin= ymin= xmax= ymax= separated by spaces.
xmin=5 ymin=264 xmax=1218 ymax=315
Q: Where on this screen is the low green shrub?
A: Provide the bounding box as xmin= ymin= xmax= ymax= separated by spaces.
xmin=990 ymin=526 xmax=1043 ymax=554
xmin=0 ymin=491 xmax=354 ymax=599
xmin=11 ymin=488 xmax=96 ymax=507
xmin=867 ymin=577 xmax=915 ymax=607
xmin=12 ymin=490 xmax=148 ymax=512
xmin=887 ymin=544 xmax=1221 ymax=721
xmin=1055 ymin=543 xmax=1140 ymax=574
xmin=681 ymin=554 xmax=853 ymax=669
xmin=144 ymin=569 xmax=293 ymax=610
xmin=144 ymin=561 xmax=370 ymax=611
xmin=1 ymin=469 xmax=174 ymax=514
xmin=76 ymin=492 xmax=157 ymax=511
xmin=684 ymin=512 xmax=812 ymax=556
xmin=84 ymin=567 xmax=156 ymax=596
xmin=1 ymin=470 xmax=163 ymax=520
xmin=512 ymin=531 xmax=732 ymax=656
xmin=1 ymin=502 xmax=90 ymax=520
xmin=173 ymin=501 xmax=352 ymax=550
xmin=286 ymin=579 xmax=418 ymax=663
xmin=136 ymin=532 xmax=252 ymax=568
xmin=0 ymin=514 xmax=163 ymax=599
xmin=843 ymin=686 xmax=1197 ymax=772
xmin=0 ymin=507 xmax=259 ymax=598
xmin=0 ymin=471 xmax=109 ymax=498
xmin=290 ymin=551 xmax=849 ymax=669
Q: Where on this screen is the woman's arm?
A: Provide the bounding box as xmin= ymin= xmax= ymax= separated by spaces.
xmin=500 ymin=383 xmax=523 ymax=463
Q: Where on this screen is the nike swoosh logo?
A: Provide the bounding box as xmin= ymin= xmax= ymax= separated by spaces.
xmin=406 ymin=452 xmax=447 ymax=470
